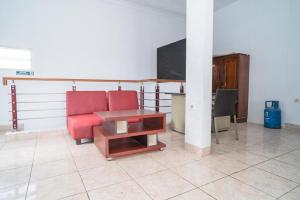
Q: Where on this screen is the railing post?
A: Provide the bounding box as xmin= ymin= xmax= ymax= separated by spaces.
xmin=118 ymin=82 xmax=122 ymax=91
xmin=155 ymin=84 xmax=160 ymax=112
xmin=11 ymin=81 xmax=18 ymax=130
xmin=180 ymin=82 xmax=184 ymax=94
xmin=72 ymin=81 xmax=76 ymax=91
xmin=139 ymin=83 xmax=144 ymax=110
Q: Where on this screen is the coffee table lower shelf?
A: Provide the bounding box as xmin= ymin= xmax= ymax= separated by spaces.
xmin=94 ymin=126 xmax=166 ymax=160
xmin=109 ymin=138 xmax=166 ymax=158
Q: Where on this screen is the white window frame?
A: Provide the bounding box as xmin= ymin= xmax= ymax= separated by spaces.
xmin=0 ymin=46 xmax=32 ymax=70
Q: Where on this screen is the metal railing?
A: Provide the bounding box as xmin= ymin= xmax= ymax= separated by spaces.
xmin=2 ymin=76 xmax=185 ymax=130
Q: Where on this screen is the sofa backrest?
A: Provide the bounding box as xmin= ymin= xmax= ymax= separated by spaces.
xmin=66 ymin=91 xmax=107 ymax=116
xmin=107 ymin=90 xmax=138 ymax=111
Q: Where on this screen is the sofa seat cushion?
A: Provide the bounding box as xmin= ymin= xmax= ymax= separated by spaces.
xmin=67 ymin=114 xmax=102 ymax=139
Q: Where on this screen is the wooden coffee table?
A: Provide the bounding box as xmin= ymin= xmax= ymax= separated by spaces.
xmin=93 ymin=109 xmax=166 ymax=160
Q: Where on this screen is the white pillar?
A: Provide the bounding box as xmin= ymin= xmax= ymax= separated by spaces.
xmin=185 ymin=0 xmax=214 ymax=155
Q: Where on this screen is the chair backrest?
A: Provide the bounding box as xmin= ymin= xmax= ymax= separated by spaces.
xmin=66 ymin=91 xmax=107 ymax=116
xmin=107 ymin=90 xmax=138 ymax=111
xmin=214 ymin=89 xmax=238 ymax=117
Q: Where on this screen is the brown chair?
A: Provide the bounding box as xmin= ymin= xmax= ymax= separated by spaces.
xmin=212 ymin=89 xmax=238 ymax=144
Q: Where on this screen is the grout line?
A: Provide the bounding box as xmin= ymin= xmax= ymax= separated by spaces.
xmin=226 ymin=143 xmax=300 ymax=194
xmin=64 ymin=137 xmax=145 ymax=197
xmin=119 ymin=155 xmax=218 ymax=200
xmin=165 ymin=170 xmax=219 ymax=200
xmin=57 ymin=192 xmax=87 ymax=200
xmin=229 ymin=176 xmax=277 ymax=198
xmin=85 ymin=179 xmax=136 ymax=193
xmin=255 ymin=164 xmax=300 ymax=185
xmin=116 ymin=162 xmax=154 ymax=200
xmin=220 ymin=147 xmax=300 ymax=183
xmin=164 ymin=188 xmax=202 ymax=200
xmin=197 ymin=175 xmax=230 ymax=188
xmin=24 ymin=135 xmax=38 ymax=200
xmin=65 ymin=135 xmax=91 ymax=200
xmin=1 ymin=127 xmax=299 ymax=200
xmin=231 ymin=165 xmax=300 ymax=196
xmin=276 ymin=185 xmax=300 ymax=199
xmin=198 ymin=188 xmax=218 ymax=200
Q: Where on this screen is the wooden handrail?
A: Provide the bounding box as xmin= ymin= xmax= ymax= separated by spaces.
xmin=2 ymin=77 xmax=185 ymax=86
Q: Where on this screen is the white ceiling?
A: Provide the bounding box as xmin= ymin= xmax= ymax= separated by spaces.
xmin=123 ymin=0 xmax=239 ymax=15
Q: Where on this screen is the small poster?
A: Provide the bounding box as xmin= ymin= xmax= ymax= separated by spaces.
xmin=16 ymin=71 xmax=34 ymax=76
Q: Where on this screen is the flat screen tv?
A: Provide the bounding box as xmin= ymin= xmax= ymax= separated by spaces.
xmin=157 ymin=39 xmax=186 ymax=80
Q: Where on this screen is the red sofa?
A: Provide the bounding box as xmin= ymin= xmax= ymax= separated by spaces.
xmin=66 ymin=90 xmax=140 ymax=145
xmin=107 ymin=90 xmax=139 ymax=111
xmin=107 ymin=90 xmax=140 ymax=123
xmin=66 ymin=91 xmax=107 ymax=145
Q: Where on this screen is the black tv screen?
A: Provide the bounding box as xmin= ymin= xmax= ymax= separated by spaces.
xmin=157 ymin=39 xmax=186 ymax=80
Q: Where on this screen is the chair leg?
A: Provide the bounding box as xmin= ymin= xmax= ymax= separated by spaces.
xmin=214 ymin=117 xmax=220 ymax=144
xmin=234 ymin=115 xmax=239 ymax=140
xmin=76 ymin=139 xmax=81 ymax=145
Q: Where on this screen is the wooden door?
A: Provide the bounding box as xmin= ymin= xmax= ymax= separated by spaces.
xmin=224 ymin=58 xmax=238 ymax=89
xmin=212 ymin=65 xmax=218 ymax=92
xmin=212 ymin=58 xmax=226 ymax=92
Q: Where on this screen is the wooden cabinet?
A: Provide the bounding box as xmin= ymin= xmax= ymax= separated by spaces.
xmin=213 ymin=53 xmax=250 ymax=123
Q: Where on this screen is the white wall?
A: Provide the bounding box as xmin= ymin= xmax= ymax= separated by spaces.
xmin=214 ymin=0 xmax=300 ymax=125
xmin=0 ymin=0 xmax=186 ymax=130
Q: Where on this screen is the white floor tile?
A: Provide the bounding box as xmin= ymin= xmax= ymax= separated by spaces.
xmin=232 ymin=167 xmax=297 ymax=198
xmin=279 ymin=186 xmax=300 ymax=200
xmin=0 ymin=183 xmax=27 ymax=200
xmin=201 ymin=177 xmax=274 ymax=200
xmin=0 ymin=125 xmax=298 ymax=200
xmin=0 ymin=148 xmax=34 ymax=171
xmin=73 ymin=153 xmax=109 ymax=171
xmin=149 ymin=149 xmax=199 ymax=168
xmin=171 ymin=161 xmax=226 ymax=187
xmin=27 ymin=173 xmax=85 ymax=200
xmin=117 ymin=155 xmax=166 ymax=178
xmin=276 ymin=152 xmax=300 ymax=167
xmin=198 ymin=154 xmax=249 ymax=175
xmin=257 ymin=159 xmax=300 ymax=183
xmin=88 ymin=180 xmax=151 ymax=200
xmin=0 ymin=167 xmax=31 ymax=189
xmin=34 ymin=146 xmax=71 ymax=164
xmin=79 ymin=165 xmax=130 ymax=190
xmin=170 ymin=189 xmax=215 ymax=200
xmin=136 ymin=170 xmax=195 ymax=200
xmin=61 ymin=193 xmax=89 ymax=200
xmin=31 ymin=159 xmax=77 ymax=181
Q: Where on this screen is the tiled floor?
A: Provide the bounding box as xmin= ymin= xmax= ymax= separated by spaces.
xmin=0 ymin=123 xmax=300 ymax=200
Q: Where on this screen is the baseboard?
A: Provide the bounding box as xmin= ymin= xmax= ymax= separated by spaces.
xmin=0 ymin=124 xmax=24 ymax=133
xmin=184 ymin=143 xmax=211 ymax=157
xmin=285 ymin=123 xmax=300 ymax=131
xmin=0 ymin=124 xmax=12 ymax=132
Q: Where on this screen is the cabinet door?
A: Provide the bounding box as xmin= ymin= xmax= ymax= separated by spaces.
xmin=213 ymin=58 xmax=226 ymax=91
xmin=218 ymin=64 xmax=226 ymax=88
xmin=212 ymin=65 xmax=218 ymax=92
xmin=224 ymin=58 xmax=238 ymax=89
